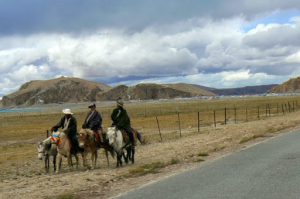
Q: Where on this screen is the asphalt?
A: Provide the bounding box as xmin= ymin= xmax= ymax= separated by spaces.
xmin=114 ymin=130 xmax=300 ymax=199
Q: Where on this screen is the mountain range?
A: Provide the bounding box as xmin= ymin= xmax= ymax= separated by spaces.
xmin=1 ymin=76 xmax=297 ymax=107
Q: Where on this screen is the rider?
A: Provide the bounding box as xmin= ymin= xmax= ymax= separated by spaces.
xmin=82 ymin=102 xmax=103 ymax=144
xmin=111 ymin=98 xmax=134 ymax=146
xmin=51 ymin=108 xmax=82 ymax=154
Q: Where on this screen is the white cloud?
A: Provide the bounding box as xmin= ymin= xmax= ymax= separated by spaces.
xmin=1 ymin=11 xmax=300 ymax=96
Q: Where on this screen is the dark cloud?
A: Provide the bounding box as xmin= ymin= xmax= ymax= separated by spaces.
xmin=1 ymin=0 xmax=300 ymax=35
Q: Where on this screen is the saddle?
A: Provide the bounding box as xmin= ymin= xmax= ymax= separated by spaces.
xmin=50 ymin=132 xmax=61 ymax=144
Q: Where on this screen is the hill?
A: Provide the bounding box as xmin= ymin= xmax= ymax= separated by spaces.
xmin=1 ymin=76 xmax=280 ymax=107
xmin=270 ymin=77 xmax=300 ymax=93
xmin=1 ymin=77 xmax=111 ymax=107
xmin=210 ymin=84 xmax=278 ymax=96
xmin=97 ymin=83 xmax=215 ymax=100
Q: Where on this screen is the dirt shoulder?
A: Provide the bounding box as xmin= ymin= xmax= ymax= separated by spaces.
xmin=1 ymin=112 xmax=300 ymax=199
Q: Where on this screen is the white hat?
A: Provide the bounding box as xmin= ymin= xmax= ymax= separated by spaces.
xmin=62 ymin=108 xmax=73 ymax=115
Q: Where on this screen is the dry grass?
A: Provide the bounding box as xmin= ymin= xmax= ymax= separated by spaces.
xmin=2 ymin=96 xmax=300 ymax=198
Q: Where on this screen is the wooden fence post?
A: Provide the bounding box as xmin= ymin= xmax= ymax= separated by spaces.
xmin=257 ymin=106 xmax=260 ymax=119
xmin=156 ymin=116 xmax=162 ymax=142
xmin=246 ymin=107 xmax=248 ymax=122
xmin=234 ymin=107 xmax=237 ymax=124
xmin=46 ymin=130 xmax=49 ymax=138
xmin=293 ymin=101 xmax=295 ymax=112
xmin=282 ymin=104 xmax=285 ymax=115
xmin=177 ymin=112 xmax=182 ymax=137
xmin=224 ymin=107 xmax=227 ymax=125
xmin=197 ymin=112 xmax=200 ymax=133
xmin=214 ymin=110 xmax=216 ymax=128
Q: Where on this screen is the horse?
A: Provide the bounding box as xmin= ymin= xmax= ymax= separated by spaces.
xmin=37 ymin=138 xmax=57 ymax=173
xmin=78 ymin=128 xmax=98 ymax=169
xmin=79 ymin=128 xmax=115 ymax=169
xmin=106 ymin=126 xmax=135 ymax=167
xmin=53 ymin=131 xmax=80 ymax=172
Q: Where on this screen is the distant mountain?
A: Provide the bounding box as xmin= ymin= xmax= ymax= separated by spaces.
xmin=270 ymin=77 xmax=300 ymax=93
xmin=1 ymin=77 xmax=111 ymax=107
xmin=0 ymin=76 xmax=280 ymax=107
xmin=209 ymin=84 xmax=278 ymax=96
xmin=97 ymin=83 xmax=215 ymax=100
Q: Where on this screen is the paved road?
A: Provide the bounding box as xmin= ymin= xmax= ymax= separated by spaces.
xmin=115 ymin=130 xmax=300 ymax=199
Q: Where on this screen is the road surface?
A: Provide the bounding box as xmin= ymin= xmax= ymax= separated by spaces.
xmin=115 ymin=130 xmax=300 ymax=199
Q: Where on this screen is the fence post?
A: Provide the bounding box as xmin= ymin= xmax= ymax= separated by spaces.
xmin=293 ymin=101 xmax=295 ymax=112
xmin=277 ymin=103 xmax=279 ymax=115
xmin=214 ymin=110 xmax=216 ymax=128
xmin=234 ymin=107 xmax=237 ymax=124
xmin=177 ymin=112 xmax=182 ymax=138
xmin=257 ymin=106 xmax=260 ymax=119
xmin=156 ymin=116 xmax=162 ymax=142
xmin=282 ymin=104 xmax=285 ymax=115
xmin=224 ymin=107 xmax=227 ymax=125
xmin=268 ymin=104 xmax=271 ymax=116
xmin=46 ymin=130 xmax=49 ymax=138
xmin=288 ymin=102 xmax=291 ymax=113
xmin=197 ymin=112 xmax=200 ymax=133
xmin=265 ymin=104 xmax=268 ymax=117
xmin=246 ymin=107 xmax=248 ymax=122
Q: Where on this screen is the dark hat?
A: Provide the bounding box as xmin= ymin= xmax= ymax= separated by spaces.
xmin=88 ymin=103 xmax=96 ymax=108
xmin=116 ymin=98 xmax=124 ymax=107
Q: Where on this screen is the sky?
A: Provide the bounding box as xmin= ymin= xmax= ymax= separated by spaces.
xmin=1 ymin=0 xmax=300 ymax=97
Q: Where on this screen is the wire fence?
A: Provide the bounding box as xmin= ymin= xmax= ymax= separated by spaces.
xmin=1 ymin=99 xmax=299 ymax=176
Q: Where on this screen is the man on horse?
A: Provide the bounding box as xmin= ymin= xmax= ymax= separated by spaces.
xmin=111 ymin=98 xmax=134 ymax=146
xmin=82 ymin=103 xmax=103 ymax=145
xmin=51 ymin=108 xmax=82 ymax=154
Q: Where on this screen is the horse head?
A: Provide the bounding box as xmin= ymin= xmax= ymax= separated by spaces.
xmin=37 ymin=141 xmax=45 ymax=160
xmin=78 ymin=128 xmax=93 ymax=148
xmin=106 ymin=127 xmax=118 ymax=146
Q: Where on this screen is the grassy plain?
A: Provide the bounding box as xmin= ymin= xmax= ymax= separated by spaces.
xmin=1 ymin=95 xmax=300 ymax=198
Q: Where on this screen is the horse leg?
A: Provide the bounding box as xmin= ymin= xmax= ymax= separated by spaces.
xmin=53 ymin=155 xmax=57 ymax=172
xmin=117 ymin=152 xmax=123 ymax=167
xmin=123 ymin=150 xmax=128 ymax=164
xmin=93 ymin=150 xmax=98 ymax=169
xmin=57 ymin=154 xmax=62 ymax=173
xmin=45 ymin=154 xmax=49 ymax=173
xmin=131 ymin=146 xmax=135 ymax=164
xmin=82 ymin=152 xmax=87 ymax=168
xmin=105 ymin=149 xmax=110 ymax=167
xmin=74 ymin=154 xmax=79 ymax=169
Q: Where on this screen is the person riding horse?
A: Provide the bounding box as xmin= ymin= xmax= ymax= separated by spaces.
xmin=111 ymin=98 xmax=134 ymax=146
xmin=51 ymin=108 xmax=82 ymax=154
xmin=82 ymin=103 xmax=103 ymax=145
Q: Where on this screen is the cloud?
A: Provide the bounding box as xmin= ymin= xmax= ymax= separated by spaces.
xmin=1 ymin=2 xmax=300 ymax=97
xmin=1 ymin=0 xmax=300 ymax=35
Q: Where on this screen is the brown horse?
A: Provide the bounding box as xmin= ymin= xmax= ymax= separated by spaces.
xmin=79 ymin=128 xmax=115 ymax=169
xmin=54 ymin=131 xmax=80 ymax=172
xmin=78 ymin=129 xmax=98 ymax=169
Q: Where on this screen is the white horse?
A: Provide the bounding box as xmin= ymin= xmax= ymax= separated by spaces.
xmin=106 ymin=127 xmax=134 ymax=167
xmin=37 ymin=138 xmax=58 ymax=173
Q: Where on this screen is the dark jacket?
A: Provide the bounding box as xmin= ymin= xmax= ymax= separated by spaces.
xmin=82 ymin=110 xmax=102 ymax=130
xmin=53 ymin=115 xmax=77 ymax=137
xmin=111 ymin=106 xmax=131 ymax=130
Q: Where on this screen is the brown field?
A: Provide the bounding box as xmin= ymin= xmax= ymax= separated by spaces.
xmin=1 ymin=95 xmax=300 ymax=199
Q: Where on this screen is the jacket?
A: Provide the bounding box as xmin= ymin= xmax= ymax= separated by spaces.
xmin=111 ymin=106 xmax=131 ymax=130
